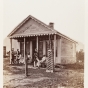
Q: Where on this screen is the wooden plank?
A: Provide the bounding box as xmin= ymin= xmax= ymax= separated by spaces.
xmin=57 ymin=38 xmax=61 ymax=63
xmin=24 ymin=37 xmax=28 ymax=76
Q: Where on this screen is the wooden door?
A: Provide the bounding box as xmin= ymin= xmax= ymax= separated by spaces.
xmin=38 ymin=41 xmax=43 ymax=59
xmin=20 ymin=42 xmax=24 ymax=57
xmin=26 ymin=42 xmax=30 ymax=55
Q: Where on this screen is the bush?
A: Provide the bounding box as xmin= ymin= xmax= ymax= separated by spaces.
xmin=76 ymin=49 xmax=84 ymax=63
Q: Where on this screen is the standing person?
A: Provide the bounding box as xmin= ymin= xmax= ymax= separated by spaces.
xmin=11 ymin=48 xmax=14 ymax=64
xmin=16 ymin=53 xmax=21 ymax=64
xmin=33 ymin=48 xmax=38 ymax=68
xmin=17 ymin=49 xmax=20 ymax=57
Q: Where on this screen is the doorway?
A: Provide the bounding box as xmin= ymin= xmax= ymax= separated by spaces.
xmin=32 ymin=40 xmax=36 ymax=63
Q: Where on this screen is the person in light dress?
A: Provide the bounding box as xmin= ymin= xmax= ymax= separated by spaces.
xmin=36 ymin=55 xmax=46 ymax=68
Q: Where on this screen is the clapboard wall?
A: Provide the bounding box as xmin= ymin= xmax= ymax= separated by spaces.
xmin=61 ymin=37 xmax=76 ymax=64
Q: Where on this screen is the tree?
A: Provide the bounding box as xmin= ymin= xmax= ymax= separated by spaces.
xmin=76 ymin=49 xmax=84 ymax=62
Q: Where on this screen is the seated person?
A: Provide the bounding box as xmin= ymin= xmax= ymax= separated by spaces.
xmin=40 ymin=55 xmax=46 ymax=63
xmin=27 ymin=53 xmax=32 ymax=64
xmin=36 ymin=55 xmax=46 ymax=67
xmin=40 ymin=55 xmax=46 ymax=67
xmin=19 ymin=56 xmax=24 ymax=64
xmin=36 ymin=57 xmax=40 ymax=67
xmin=16 ymin=53 xmax=21 ymax=64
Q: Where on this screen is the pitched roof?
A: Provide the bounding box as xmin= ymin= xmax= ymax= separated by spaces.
xmin=8 ymin=15 xmax=57 ymax=37
xmin=8 ymin=15 xmax=77 ymax=43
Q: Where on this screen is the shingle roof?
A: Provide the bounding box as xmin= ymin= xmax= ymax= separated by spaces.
xmin=8 ymin=15 xmax=57 ymax=36
xmin=8 ymin=15 xmax=77 ymax=43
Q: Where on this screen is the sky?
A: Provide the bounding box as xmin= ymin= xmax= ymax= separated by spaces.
xmin=3 ymin=0 xmax=85 ymax=44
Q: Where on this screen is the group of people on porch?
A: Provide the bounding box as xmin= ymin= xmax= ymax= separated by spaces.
xmin=11 ymin=48 xmax=22 ymax=64
xmin=11 ymin=48 xmax=46 ymax=68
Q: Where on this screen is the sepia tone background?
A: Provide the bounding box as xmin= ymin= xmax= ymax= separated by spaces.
xmin=2 ymin=0 xmax=86 ymax=88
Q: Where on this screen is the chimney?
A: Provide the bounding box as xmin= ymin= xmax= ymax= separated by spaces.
xmin=49 ymin=22 xmax=54 ymax=29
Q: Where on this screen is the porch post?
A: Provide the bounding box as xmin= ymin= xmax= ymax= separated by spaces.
xmin=10 ymin=38 xmax=12 ymax=64
xmin=30 ymin=41 xmax=32 ymax=59
xmin=18 ymin=42 xmax=20 ymax=51
xmin=36 ymin=36 xmax=38 ymax=50
xmin=54 ymin=34 xmax=56 ymax=64
xmin=24 ymin=37 xmax=28 ymax=76
xmin=33 ymin=36 xmax=38 ymax=67
xmin=57 ymin=37 xmax=61 ymax=63
xmin=43 ymin=40 xmax=46 ymax=55
xmin=46 ymin=34 xmax=54 ymax=73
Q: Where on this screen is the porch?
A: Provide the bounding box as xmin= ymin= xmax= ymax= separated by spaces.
xmin=10 ymin=34 xmax=61 ymax=65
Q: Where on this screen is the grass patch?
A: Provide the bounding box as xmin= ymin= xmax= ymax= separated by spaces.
xmin=55 ymin=62 xmax=84 ymax=70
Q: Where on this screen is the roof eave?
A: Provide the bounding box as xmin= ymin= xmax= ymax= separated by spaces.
xmin=7 ymin=15 xmax=56 ymax=37
xmin=7 ymin=15 xmax=77 ymax=43
xmin=57 ymin=32 xmax=77 ymax=43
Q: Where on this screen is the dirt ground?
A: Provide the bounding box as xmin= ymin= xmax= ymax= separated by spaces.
xmin=3 ymin=57 xmax=84 ymax=88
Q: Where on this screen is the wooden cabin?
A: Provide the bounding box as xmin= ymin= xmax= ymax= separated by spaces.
xmin=8 ymin=15 xmax=77 ymax=65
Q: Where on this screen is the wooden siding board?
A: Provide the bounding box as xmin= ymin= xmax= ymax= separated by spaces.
xmin=61 ymin=37 xmax=76 ymax=64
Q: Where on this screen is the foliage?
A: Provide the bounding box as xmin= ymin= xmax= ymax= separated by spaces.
xmin=76 ymin=49 xmax=84 ymax=62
